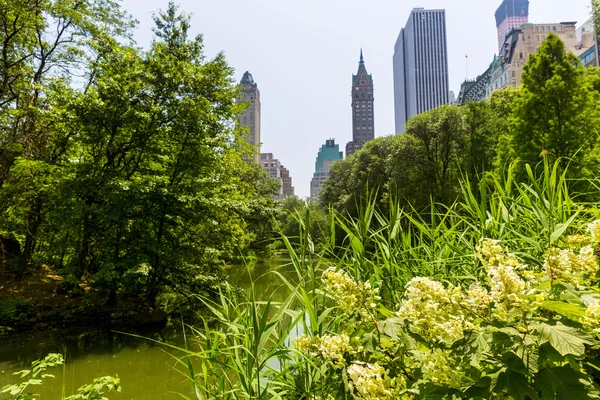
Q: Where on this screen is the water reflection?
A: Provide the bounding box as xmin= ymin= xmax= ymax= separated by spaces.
xmin=0 ymin=258 xmax=294 ymax=400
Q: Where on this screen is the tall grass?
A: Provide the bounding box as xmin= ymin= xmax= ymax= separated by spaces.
xmin=166 ymin=160 xmax=599 ymax=399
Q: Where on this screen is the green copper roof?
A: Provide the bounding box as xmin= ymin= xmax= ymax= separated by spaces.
xmin=241 ymin=71 xmax=254 ymax=84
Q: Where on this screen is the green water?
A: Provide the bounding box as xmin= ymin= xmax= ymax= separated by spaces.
xmin=0 ymin=258 xmax=294 ymax=400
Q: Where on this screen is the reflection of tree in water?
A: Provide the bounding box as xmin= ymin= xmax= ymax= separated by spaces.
xmin=0 ymin=324 xmax=185 ymax=369
xmin=228 ymin=258 xmax=297 ymax=303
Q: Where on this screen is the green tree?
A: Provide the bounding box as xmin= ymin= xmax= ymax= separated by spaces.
xmin=508 ymin=33 xmax=600 ymax=180
xmin=0 ymin=1 xmax=279 ymax=307
xmin=0 ymin=0 xmax=132 ymax=274
xmin=404 ymin=105 xmax=467 ymax=205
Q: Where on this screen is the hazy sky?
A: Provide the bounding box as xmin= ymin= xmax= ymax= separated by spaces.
xmin=122 ymin=0 xmax=593 ymax=198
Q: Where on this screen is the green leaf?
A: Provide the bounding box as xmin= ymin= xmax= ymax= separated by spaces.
xmin=378 ymin=317 xmax=404 ymax=339
xmin=550 ymin=214 xmax=578 ymax=244
xmin=540 ymin=301 xmax=587 ymax=321
xmin=536 ymin=366 xmax=593 ymax=399
xmin=536 ymin=323 xmax=593 ymax=357
xmin=465 ymin=330 xmax=492 ymax=367
xmin=497 ymin=369 xmax=539 ymax=400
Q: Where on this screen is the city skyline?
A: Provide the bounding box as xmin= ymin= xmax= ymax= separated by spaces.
xmin=123 ymin=0 xmax=594 ymax=198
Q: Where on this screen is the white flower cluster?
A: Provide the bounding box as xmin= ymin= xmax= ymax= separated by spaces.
xmin=397 ymin=277 xmax=470 ymax=343
xmin=346 ymin=362 xmax=405 ymax=400
xmin=587 ymin=220 xmax=600 ymax=243
xmin=476 ymin=239 xmax=536 ymax=321
xmin=409 ymin=348 xmax=463 ymax=388
xmin=294 ymin=334 xmax=353 ymax=369
xmin=584 ymin=302 xmax=600 ymax=334
xmin=323 ymin=268 xmax=381 ymax=317
xmin=465 ymin=283 xmax=491 ymax=312
xmin=544 ymin=245 xmax=599 ymax=284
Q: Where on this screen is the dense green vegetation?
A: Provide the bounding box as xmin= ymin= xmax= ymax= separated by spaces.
xmin=3 ymin=2 xmax=600 ymax=400
xmin=169 ymin=161 xmax=600 ymax=399
xmin=0 ymin=0 xmax=278 ymax=307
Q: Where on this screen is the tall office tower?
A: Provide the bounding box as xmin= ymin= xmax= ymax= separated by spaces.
xmin=346 ymin=50 xmax=375 ymax=157
xmin=239 ymin=71 xmax=261 ymax=163
xmin=310 ymin=139 xmax=343 ymax=202
xmin=393 ymin=8 xmax=449 ymax=135
xmin=496 ymin=0 xmax=529 ymax=52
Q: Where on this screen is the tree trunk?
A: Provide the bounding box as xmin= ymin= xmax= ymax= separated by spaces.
xmin=18 ymin=198 xmax=43 ymax=279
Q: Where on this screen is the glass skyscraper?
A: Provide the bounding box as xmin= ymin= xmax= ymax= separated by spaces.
xmin=495 ymin=0 xmax=529 ymax=53
xmin=310 ymin=139 xmax=343 ymax=202
xmin=393 ymin=8 xmax=449 ymax=135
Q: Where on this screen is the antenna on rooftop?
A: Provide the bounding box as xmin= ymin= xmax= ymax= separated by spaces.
xmin=465 ymin=54 xmax=469 ymax=80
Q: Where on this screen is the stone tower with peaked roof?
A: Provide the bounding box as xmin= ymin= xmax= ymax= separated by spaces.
xmin=239 ymin=71 xmax=261 ymax=163
xmin=346 ymin=50 xmax=375 ymax=157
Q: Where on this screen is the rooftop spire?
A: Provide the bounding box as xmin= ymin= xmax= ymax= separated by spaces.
xmin=360 ymin=48 xmax=364 ymax=64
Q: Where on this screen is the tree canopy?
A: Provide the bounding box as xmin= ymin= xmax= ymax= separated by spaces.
xmin=0 ymin=1 xmax=278 ymax=305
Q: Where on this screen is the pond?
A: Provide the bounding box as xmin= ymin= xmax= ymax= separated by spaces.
xmin=0 ymin=258 xmax=295 ymax=399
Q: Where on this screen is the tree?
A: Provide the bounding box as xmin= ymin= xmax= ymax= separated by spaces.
xmin=508 ymin=34 xmax=600 ymax=180
xmin=404 ymin=105 xmax=467 ymax=205
xmin=0 ymin=0 xmax=133 ymax=274
xmin=0 ymin=1 xmax=279 ymax=307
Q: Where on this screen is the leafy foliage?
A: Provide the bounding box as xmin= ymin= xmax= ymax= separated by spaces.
xmin=0 ymin=1 xmax=279 ymax=305
xmin=1 ymin=353 xmax=120 ymax=400
xmin=507 ymin=33 xmax=600 ymax=182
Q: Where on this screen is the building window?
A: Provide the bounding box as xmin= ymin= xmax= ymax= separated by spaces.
xmin=512 ymin=79 xmax=517 ymax=85
xmin=512 ymin=71 xmax=516 ymax=77
xmin=558 ymin=26 xmax=563 ymax=31
xmin=534 ymin=26 xmax=538 ymax=32
xmin=552 ymin=26 xmax=556 ymax=31
xmin=535 ymin=35 xmax=539 ymax=41
xmin=519 ymin=52 xmax=524 ymax=60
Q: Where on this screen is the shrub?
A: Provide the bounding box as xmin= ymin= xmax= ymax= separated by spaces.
xmin=0 ymin=300 xmax=35 ymax=326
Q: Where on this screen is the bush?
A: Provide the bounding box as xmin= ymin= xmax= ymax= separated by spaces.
xmin=0 ymin=300 xmax=35 ymax=326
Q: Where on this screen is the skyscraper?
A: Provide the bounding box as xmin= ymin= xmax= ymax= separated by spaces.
xmin=239 ymin=71 xmax=261 ymax=163
xmin=393 ymin=8 xmax=449 ymax=135
xmin=346 ymin=50 xmax=375 ymax=157
xmin=279 ymin=165 xmax=295 ymax=198
xmin=495 ymin=0 xmax=529 ymax=52
xmin=310 ymin=139 xmax=343 ymax=202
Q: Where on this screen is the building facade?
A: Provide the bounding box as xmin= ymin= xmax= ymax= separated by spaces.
xmin=393 ymin=8 xmax=449 ymax=134
xmin=239 ymin=72 xmax=261 ymax=164
xmin=260 ymin=153 xmax=283 ymax=199
xmin=346 ymin=51 xmax=375 ymax=157
xmin=496 ymin=0 xmax=529 ymax=52
xmin=280 ymin=165 xmax=295 ymax=198
xmin=310 ymin=139 xmax=343 ymax=202
xmin=457 ymin=22 xmax=588 ymax=105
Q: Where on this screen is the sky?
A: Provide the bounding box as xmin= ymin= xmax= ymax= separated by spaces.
xmin=121 ymin=0 xmax=594 ymax=198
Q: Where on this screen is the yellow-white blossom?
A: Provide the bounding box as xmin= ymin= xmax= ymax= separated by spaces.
xmin=398 ymin=277 xmax=468 ymax=343
xmin=323 ymin=268 xmax=380 ymax=317
xmin=563 ymin=234 xmax=593 ymax=252
xmin=346 ymin=362 xmax=404 ymax=400
xmin=409 ymin=349 xmax=463 ymax=388
xmin=584 ymin=302 xmax=600 ymax=334
xmin=476 ymin=239 xmax=505 ymax=266
xmin=465 ymin=283 xmax=491 ymax=312
xmin=294 ymin=334 xmax=353 ymax=369
xmin=544 ymin=246 xmax=599 ymax=284
xmin=587 ymin=220 xmax=600 ymax=243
